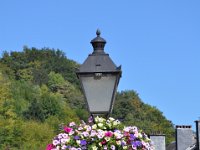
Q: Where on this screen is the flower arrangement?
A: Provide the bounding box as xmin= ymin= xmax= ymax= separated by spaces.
xmin=46 ymin=116 xmax=154 ymax=150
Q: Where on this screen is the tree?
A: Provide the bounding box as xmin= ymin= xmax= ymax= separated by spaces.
xmin=112 ymin=90 xmax=175 ymax=144
xmin=47 ymin=71 xmax=65 ymax=92
xmin=23 ymin=98 xmax=45 ymax=122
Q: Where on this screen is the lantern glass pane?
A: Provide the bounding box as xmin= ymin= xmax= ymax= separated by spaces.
xmin=81 ymin=75 xmax=116 ymax=113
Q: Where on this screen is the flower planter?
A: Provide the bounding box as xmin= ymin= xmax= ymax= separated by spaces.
xmin=47 ymin=117 xmax=154 ymax=150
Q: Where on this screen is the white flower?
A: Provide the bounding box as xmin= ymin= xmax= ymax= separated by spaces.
xmin=98 ymin=117 xmax=105 ymax=123
xmin=123 ymin=146 xmax=128 ymax=149
xmin=95 ymin=116 xmax=105 ymax=123
xmin=61 ymin=138 xmax=68 ymax=144
xmin=105 ymin=137 xmax=111 ymax=141
xmin=114 ymin=130 xmax=123 ymax=139
xmin=98 ymin=123 xmax=103 ymax=128
xmin=62 ymin=133 xmax=69 ymax=139
xmin=130 ymin=126 xmax=138 ymax=132
xmin=106 ymin=123 xmax=112 ymax=128
xmin=138 ymin=133 xmax=142 ymax=138
xmin=70 ymin=148 xmax=78 ymax=150
xmin=97 ymin=130 xmax=105 ymax=139
xmin=113 ymin=120 xmax=120 ymax=126
xmin=134 ymin=131 xmax=139 ymax=138
xmin=97 ymin=133 xmax=104 ymax=139
xmin=86 ymin=125 xmax=92 ymax=131
xmin=92 ymin=145 xmax=98 ymax=150
xmin=69 ymin=131 xmax=75 ymax=135
xmin=66 ymin=138 xmax=70 ymax=143
xmin=109 ymin=117 xmax=115 ymax=121
xmin=76 ymin=140 xmax=80 ymax=145
xmin=82 ymin=131 xmax=89 ymax=137
xmin=69 ymin=122 xmax=76 ymax=127
xmin=58 ymin=133 xmax=63 ymax=139
xmin=103 ymin=146 xmax=108 ymax=149
xmin=61 ymin=145 xmax=67 ymax=150
xmin=116 ymin=140 xmax=121 ymax=145
xmin=78 ymin=126 xmax=83 ymax=130
xmin=92 ymin=124 xmax=97 ymax=129
xmin=111 ymin=145 xmax=116 ymax=150
xmin=90 ymin=130 xmax=97 ymax=137
xmin=94 ymin=116 xmax=100 ymax=122
xmin=53 ymin=140 xmax=60 ymax=146
xmin=123 ymin=127 xmax=130 ymax=132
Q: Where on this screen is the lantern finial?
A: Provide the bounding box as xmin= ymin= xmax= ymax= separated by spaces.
xmin=90 ymin=29 xmax=106 ymax=52
xmin=96 ymin=29 xmax=101 ymax=36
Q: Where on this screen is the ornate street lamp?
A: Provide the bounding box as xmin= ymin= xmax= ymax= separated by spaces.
xmin=76 ymin=30 xmax=122 ymax=117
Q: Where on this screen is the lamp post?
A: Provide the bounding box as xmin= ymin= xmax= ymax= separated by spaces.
xmin=76 ymin=30 xmax=122 ymax=118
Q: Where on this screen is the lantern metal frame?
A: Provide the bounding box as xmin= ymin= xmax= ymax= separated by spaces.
xmin=76 ymin=30 xmax=122 ymax=117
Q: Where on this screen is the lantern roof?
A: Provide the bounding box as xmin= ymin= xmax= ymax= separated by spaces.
xmin=78 ymin=30 xmax=121 ymax=74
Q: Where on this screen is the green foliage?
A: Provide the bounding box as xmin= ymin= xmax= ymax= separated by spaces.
xmin=48 ymin=71 xmax=65 ymax=92
xmin=19 ymin=121 xmax=55 ymax=149
xmin=0 ymin=47 xmax=80 ymax=87
xmin=23 ymin=98 xmax=45 ymax=122
xmin=0 ymin=119 xmax=55 ymax=149
xmin=0 ymin=47 xmax=175 ymax=148
xmin=0 ymin=71 xmax=17 ymax=120
xmin=112 ymin=90 xmax=175 ymax=144
xmin=40 ymin=85 xmax=62 ymax=120
xmin=0 ymin=119 xmax=23 ymax=149
xmin=0 ymin=71 xmax=11 ymax=103
xmin=10 ymin=80 xmax=40 ymax=117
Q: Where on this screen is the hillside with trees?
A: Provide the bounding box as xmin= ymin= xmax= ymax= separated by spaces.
xmin=0 ymin=47 xmax=174 ymax=149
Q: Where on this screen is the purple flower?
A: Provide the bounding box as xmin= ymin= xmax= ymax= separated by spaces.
xmin=121 ymin=141 xmax=126 ymax=146
xmin=80 ymin=140 xmax=87 ymax=146
xmin=130 ymin=134 xmax=136 ymax=140
xmin=66 ymin=145 xmax=71 ymax=149
xmin=132 ymin=141 xmax=142 ymax=147
xmin=88 ymin=116 xmax=94 ymax=123
xmin=81 ymin=145 xmax=87 ymax=150
xmin=74 ymin=135 xmax=80 ymax=140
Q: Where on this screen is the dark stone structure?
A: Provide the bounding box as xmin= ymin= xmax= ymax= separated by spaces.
xmin=176 ymin=125 xmax=194 ymax=150
xmin=195 ymin=120 xmax=200 ymax=150
xmin=149 ymin=133 xmax=166 ymax=150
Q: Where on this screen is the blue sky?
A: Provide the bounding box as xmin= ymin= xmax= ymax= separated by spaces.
xmin=0 ymin=0 xmax=200 ymax=128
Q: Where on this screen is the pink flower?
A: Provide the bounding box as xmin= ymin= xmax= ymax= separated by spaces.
xmin=101 ymin=140 xmax=107 ymax=145
xmin=105 ymin=131 xmax=113 ymax=137
xmin=64 ymin=127 xmax=73 ymax=133
xmin=123 ymin=132 xmax=130 ymax=137
xmin=46 ymin=144 xmax=54 ymax=150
